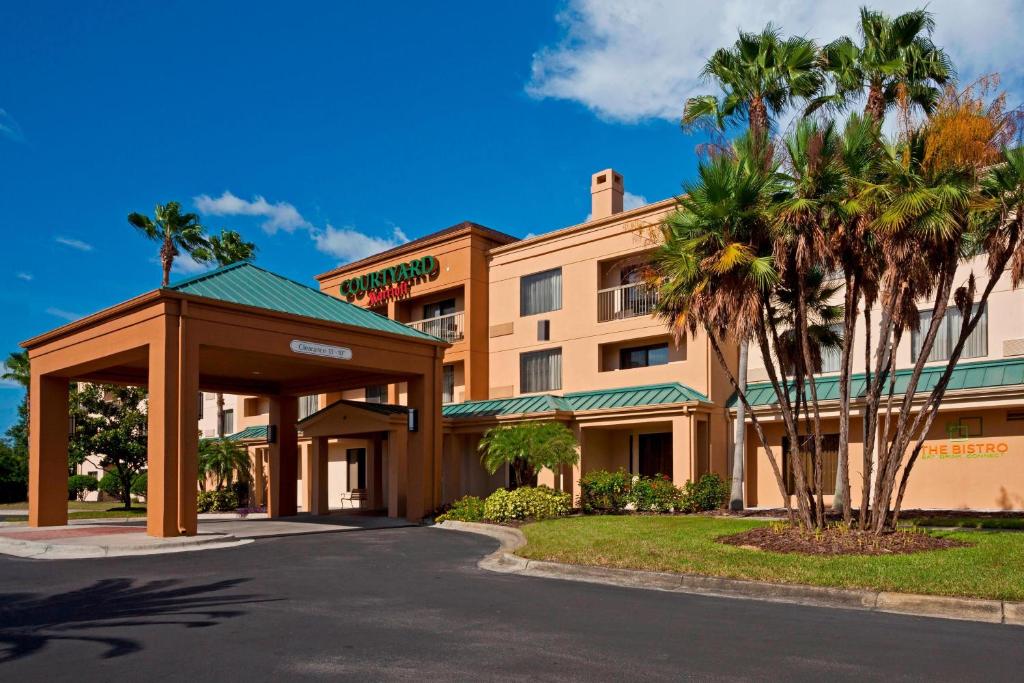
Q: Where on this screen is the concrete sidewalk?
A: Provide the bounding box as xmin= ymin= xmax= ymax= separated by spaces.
xmin=0 ymin=512 xmax=412 ymax=559
xmin=437 ymin=520 xmax=1024 ymax=627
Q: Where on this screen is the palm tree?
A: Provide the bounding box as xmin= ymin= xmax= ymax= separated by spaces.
xmin=128 ymin=202 xmax=209 ymax=287
xmin=199 ymin=438 xmax=252 ymax=490
xmin=816 ymin=6 xmax=954 ymax=122
xmin=683 ymin=25 xmax=821 ymax=511
xmin=3 ymin=350 xmax=31 ymax=450
xmin=651 ymin=138 xmax=801 ymax=523
xmin=478 ymin=422 xmax=579 ymax=489
xmin=193 ymin=229 xmax=257 ymax=436
xmin=684 ymin=24 xmax=822 ymax=142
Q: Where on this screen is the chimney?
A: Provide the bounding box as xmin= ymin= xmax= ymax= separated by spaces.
xmin=590 ymin=168 xmax=624 ymax=220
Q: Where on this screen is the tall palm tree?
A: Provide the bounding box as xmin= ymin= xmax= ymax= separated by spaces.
xmin=128 ymin=202 xmax=209 ymax=287
xmin=815 ymin=6 xmax=954 ymax=122
xmin=2 ymin=350 xmax=30 ymax=452
xmin=199 ymin=438 xmax=252 ymax=490
xmin=683 ymin=24 xmax=821 ymax=511
xmin=193 ymin=229 xmax=257 ymax=436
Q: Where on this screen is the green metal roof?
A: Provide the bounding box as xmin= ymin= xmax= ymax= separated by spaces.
xmin=442 ymin=382 xmax=707 ymax=419
xmin=734 ymin=357 xmax=1024 ymax=407
xmin=167 ymin=262 xmax=440 ymax=342
xmin=223 ymin=425 xmax=268 ymax=441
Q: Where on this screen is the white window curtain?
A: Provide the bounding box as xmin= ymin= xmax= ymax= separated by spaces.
xmin=521 ymin=348 xmax=562 ymax=393
xmin=820 ymin=324 xmax=843 ymax=373
xmin=912 ymin=305 xmax=987 ymax=362
xmin=299 ymin=394 xmax=319 ymax=419
xmin=442 ymin=365 xmax=455 ymax=404
xmin=520 ymin=268 xmax=562 ymax=316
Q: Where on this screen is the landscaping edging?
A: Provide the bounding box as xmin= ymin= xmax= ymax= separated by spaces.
xmin=436 ymin=520 xmax=1024 ymax=627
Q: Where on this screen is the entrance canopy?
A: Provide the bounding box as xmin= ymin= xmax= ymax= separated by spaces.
xmin=22 ymin=263 xmax=447 ymax=537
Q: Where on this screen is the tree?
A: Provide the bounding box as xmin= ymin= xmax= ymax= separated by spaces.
xmin=199 ymin=438 xmax=251 ymax=491
xmin=478 ymin=421 xmax=579 ymax=489
xmin=3 ymin=350 xmax=30 ymax=456
xmin=815 ymin=6 xmax=954 ymax=122
xmin=192 ymin=229 xmax=257 ymax=436
xmin=67 ymin=474 xmax=98 ymax=502
xmin=71 ymin=384 xmax=148 ymax=510
xmin=128 ymin=201 xmax=209 ymax=287
xmin=0 ymin=438 xmax=27 ymax=503
xmin=683 ymin=24 xmax=821 ymax=511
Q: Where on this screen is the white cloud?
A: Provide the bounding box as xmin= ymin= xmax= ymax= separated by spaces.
xmin=528 ymin=0 xmax=1024 ymax=123
xmin=623 ymin=191 xmax=648 ymax=211
xmin=16 ymin=272 xmax=32 ymax=281
xmin=312 ymin=225 xmax=409 ymax=264
xmin=0 ymin=109 xmax=25 ymax=143
xmin=194 ymin=191 xmax=311 ymax=234
xmin=169 ymin=253 xmax=208 ymax=276
xmin=55 ymin=236 xmax=94 ymax=252
xmin=46 ymin=307 xmax=82 ymax=322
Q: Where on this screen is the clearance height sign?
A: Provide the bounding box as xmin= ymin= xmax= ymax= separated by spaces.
xmin=339 ymin=256 xmax=439 ymax=306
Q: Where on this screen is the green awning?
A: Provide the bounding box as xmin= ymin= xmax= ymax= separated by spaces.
xmin=732 ymin=357 xmax=1024 ymax=407
xmin=443 ymin=382 xmax=707 ymax=419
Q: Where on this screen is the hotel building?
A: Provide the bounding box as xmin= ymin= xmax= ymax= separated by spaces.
xmin=212 ymin=168 xmax=1024 ymax=514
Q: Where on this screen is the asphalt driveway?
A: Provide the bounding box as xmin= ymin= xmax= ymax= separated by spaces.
xmin=0 ymin=525 xmax=1021 ymax=681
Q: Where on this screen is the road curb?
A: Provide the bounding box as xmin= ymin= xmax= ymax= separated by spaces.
xmin=0 ymin=533 xmax=253 ymax=560
xmin=436 ymin=521 xmax=1024 ymax=626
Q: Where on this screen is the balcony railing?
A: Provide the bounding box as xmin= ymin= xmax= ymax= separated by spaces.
xmin=406 ymin=310 xmax=465 ymax=342
xmin=597 ymin=282 xmax=660 ymax=322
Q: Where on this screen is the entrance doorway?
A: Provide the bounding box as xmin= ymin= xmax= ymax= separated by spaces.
xmin=638 ymin=433 xmax=672 ymax=479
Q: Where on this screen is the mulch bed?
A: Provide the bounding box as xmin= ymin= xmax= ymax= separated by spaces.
xmin=718 ymin=526 xmax=970 ymax=556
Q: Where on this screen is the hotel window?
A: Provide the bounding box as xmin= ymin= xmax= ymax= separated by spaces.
xmin=442 ymin=365 xmax=455 ymax=404
xmin=620 ymin=343 xmax=669 ymax=369
xmin=782 ymin=434 xmax=839 ymax=495
xmin=820 ymin=324 xmax=843 ymax=374
xmin=520 ymin=348 xmax=562 ymax=393
xmin=219 ymin=409 xmax=234 ymax=436
xmin=346 ymin=448 xmax=366 ymax=491
xmin=365 ymin=384 xmax=387 ymax=404
xmin=299 ymin=395 xmax=319 ymax=419
xmin=912 ymin=305 xmax=987 ymax=363
xmin=423 ymin=298 xmax=456 ymax=319
xmin=520 ymin=268 xmax=562 ymax=316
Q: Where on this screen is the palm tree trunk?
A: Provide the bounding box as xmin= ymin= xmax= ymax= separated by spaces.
xmin=865 ymin=83 xmax=886 ymax=122
xmin=216 ymin=393 xmax=225 ymax=437
xmin=729 ymin=342 xmax=748 ymax=511
xmin=160 ymin=237 xmax=174 ymax=287
xmin=833 ymin=275 xmax=860 ymax=521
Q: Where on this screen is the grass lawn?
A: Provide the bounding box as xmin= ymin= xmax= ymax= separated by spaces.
xmin=903 ymin=515 xmax=1024 ymax=531
xmin=0 ymin=500 xmax=142 ymax=511
xmin=519 ymin=516 xmax=1024 ymax=601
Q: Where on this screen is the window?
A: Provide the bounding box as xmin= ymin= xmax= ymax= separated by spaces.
xmin=520 ymin=348 xmax=562 ymax=393
xmin=782 ymin=434 xmax=839 ymax=495
xmin=912 ymin=305 xmax=987 ymax=363
xmin=299 ymin=395 xmax=319 ymax=419
xmin=947 ymin=416 xmax=982 ymax=439
xmin=365 ymin=384 xmax=387 ymax=404
xmin=442 ymin=365 xmax=455 ymax=404
xmin=620 ymin=343 xmax=669 ymax=369
xmin=346 ymin=448 xmax=366 ymax=491
xmin=423 ymin=298 xmax=456 ymax=319
xmin=198 ymin=392 xmax=204 ymax=419
xmin=820 ymin=324 xmax=843 ymax=373
xmin=520 ymin=268 xmax=562 ymax=316
xmin=638 ymin=433 xmax=672 ymax=479
xmin=219 ymin=409 xmax=234 ymax=436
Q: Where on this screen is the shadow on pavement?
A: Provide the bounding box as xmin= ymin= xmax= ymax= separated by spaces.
xmin=0 ymin=577 xmax=273 ymax=663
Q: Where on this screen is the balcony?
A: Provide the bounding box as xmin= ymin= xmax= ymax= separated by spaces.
xmin=406 ymin=310 xmax=465 ymax=342
xmin=597 ymin=282 xmax=660 ymax=322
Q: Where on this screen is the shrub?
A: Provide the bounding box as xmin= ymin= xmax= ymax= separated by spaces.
xmin=197 ymin=489 xmax=239 ymax=513
xmin=435 ymin=495 xmax=486 ymax=523
xmin=97 ymin=471 xmax=123 ymax=499
xmin=629 ymin=474 xmax=683 ymax=513
xmin=681 ymin=473 xmax=729 ymax=512
xmin=579 ymin=469 xmax=630 ymax=513
xmin=483 ymin=486 xmax=571 ymax=523
xmin=130 ymin=472 xmax=147 ymax=498
xmin=68 ymin=474 xmax=98 ymax=501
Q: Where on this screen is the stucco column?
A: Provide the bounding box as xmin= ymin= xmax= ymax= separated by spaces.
xmin=570 ymin=424 xmax=584 ymax=503
xmin=405 ymin=356 xmax=442 ymax=521
xmin=305 ymin=436 xmax=330 ymax=516
xmin=28 ymin=373 xmax=70 ymax=528
xmin=672 ymin=414 xmax=692 ymax=486
xmin=146 ymin=317 xmax=183 ymax=537
xmin=386 ymin=427 xmax=407 ymax=518
xmin=267 ymin=395 xmax=299 ymax=517
xmin=369 ymin=433 xmax=383 ymax=510
xmin=176 ymin=325 xmax=199 ymax=536
xmin=251 ymin=448 xmax=265 ymax=507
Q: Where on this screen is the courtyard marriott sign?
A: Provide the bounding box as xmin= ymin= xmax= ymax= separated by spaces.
xmin=339 ymin=255 xmax=439 ymax=306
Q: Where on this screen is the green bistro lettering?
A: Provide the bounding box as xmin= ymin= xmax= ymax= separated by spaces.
xmin=339 ymin=255 xmax=439 ymax=304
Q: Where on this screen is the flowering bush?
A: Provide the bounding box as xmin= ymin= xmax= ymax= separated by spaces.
xmin=483 ymin=486 xmax=571 ymax=523
xmin=681 ymin=473 xmax=729 ymax=512
xmin=435 ymin=495 xmax=486 ymax=523
xmin=629 ymin=474 xmax=683 ymax=513
xmin=579 ymin=469 xmax=631 ymax=513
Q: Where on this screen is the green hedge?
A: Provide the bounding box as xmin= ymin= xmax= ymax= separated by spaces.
xmin=579 ymin=469 xmax=728 ymax=514
xmin=482 ymin=486 xmax=571 ymax=523
xmin=197 ymin=489 xmax=239 ymax=513
xmin=435 ymin=495 xmax=486 ymax=523
xmin=68 ymin=474 xmax=98 ymax=501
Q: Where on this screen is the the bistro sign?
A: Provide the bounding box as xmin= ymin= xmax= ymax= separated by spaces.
xmin=289 ymin=340 xmax=352 ymax=361
xmin=339 ymin=255 xmax=439 ymax=306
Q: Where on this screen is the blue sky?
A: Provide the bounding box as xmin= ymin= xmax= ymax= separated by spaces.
xmin=1 ymin=1 xmax=1020 ymax=433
